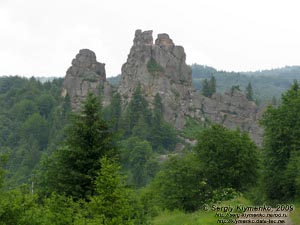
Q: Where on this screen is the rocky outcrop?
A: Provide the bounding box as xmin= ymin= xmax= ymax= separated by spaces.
xmin=61 ymin=49 xmax=113 ymax=110
xmin=61 ymin=30 xmax=263 ymax=145
xmin=118 ymin=30 xmax=263 ymax=145
xmin=190 ymin=90 xmax=263 ymax=145
xmin=118 ymin=29 xmax=193 ymax=128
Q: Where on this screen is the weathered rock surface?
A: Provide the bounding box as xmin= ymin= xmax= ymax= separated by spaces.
xmin=118 ymin=30 xmax=263 ymax=145
xmin=191 ymin=90 xmax=263 ymax=145
xmin=61 ymin=30 xmax=264 ymax=145
xmin=118 ymin=29 xmax=194 ymax=129
xmin=61 ymin=49 xmax=113 ymax=110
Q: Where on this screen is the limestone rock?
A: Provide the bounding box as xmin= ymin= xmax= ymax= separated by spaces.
xmin=62 ymin=49 xmax=113 ymax=110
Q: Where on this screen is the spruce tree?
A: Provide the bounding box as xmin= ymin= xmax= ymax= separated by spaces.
xmin=153 ymin=93 xmax=163 ymax=127
xmin=202 ymin=79 xmax=210 ymax=97
xmin=46 ymin=93 xmax=116 ymax=199
xmin=202 ymin=76 xmax=216 ymax=97
xmin=209 ymin=75 xmax=216 ymax=96
xmin=124 ymin=85 xmax=151 ymax=135
xmin=0 ymin=154 xmax=7 ymax=189
xmin=246 ymin=82 xmax=254 ymax=101
xmin=110 ymin=93 xmax=122 ymax=132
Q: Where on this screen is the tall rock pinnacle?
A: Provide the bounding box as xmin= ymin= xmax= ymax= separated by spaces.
xmin=61 ymin=30 xmax=263 ymax=145
xmin=118 ymin=29 xmax=194 ymax=128
xmin=117 ymin=29 xmax=262 ymax=145
xmin=62 ymin=49 xmax=112 ymax=110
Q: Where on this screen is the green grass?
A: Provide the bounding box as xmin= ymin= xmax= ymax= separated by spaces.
xmin=152 ymin=196 xmax=251 ymax=225
xmin=290 ymin=203 xmax=300 ymax=225
xmin=152 ymin=210 xmax=215 ymax=225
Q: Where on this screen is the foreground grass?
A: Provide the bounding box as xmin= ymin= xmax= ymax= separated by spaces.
xmin=290 ymin=203 xmax=300 ymax=225
xmin=152 ymin=210 xmax=215 ymax=225
xmin=152 ymin=196 xmax=251 ymax=225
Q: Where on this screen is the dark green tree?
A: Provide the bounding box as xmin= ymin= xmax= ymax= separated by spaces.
xmin=151 ymin=153 xmax=209 ymax=212
xmin=195 ymin=125 xmax=259 ymax=192
xmin=84 ymin=156 xmax=146 ymax=224
xmin=10 ymin=99 xmax=38 ymax=122
xmin=132 ymin=116 xmax=150 ymax=140
xmin=150 ymin=93 xmax=178 ymax=152
xmin=202 ymin=79 xmax=210 ymax=97
xmin=120 ymin=137 xmax=159 ymax=188
xmin=0 ymin=154 xmax=7 ymax=189
xmin=123 ymin=85 xmax=151 ymax=135
xmin=153 ymin=93 xmax=163 ymax=127
xmin=246 ymin=82 xmax=254 ymax=101
xmin=21 ymin=113 xmax=49 ymax=149
xmin=202 ymin=76 xmax=216 ymax=97
xmin=43 ymin=93 xmax=116 ymax=199
xmin=150 ymin=93 xmax=164 ymax=150
xmin=36 ymin=94 xmax=55 ymax=119
xmin=260 ymin=80 xmax=300 ymax=201
xmin=109 ymin=92 xmax=122 ymax=132
xmin=209 ymin=75 xmax=216 ymax=96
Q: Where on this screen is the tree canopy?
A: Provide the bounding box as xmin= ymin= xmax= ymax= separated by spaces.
xmin=195 ymin=125 xmax=259 ymax=192
xmin=43 ymin=93 xmax=116 ymax=199
xmin=260 ymin=80 xmax=300 ymax=201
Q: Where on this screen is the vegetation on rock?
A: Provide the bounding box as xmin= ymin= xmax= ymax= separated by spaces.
xmin=147 ymin=57 xmax=165 ymax=75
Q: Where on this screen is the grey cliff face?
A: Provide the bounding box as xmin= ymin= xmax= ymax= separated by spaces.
xmin=118 ymin=29 xmax=193 ymax=129
xmin=118 ymin=30 xmax=263 ymax=145
xmin=61 ymin=30 xmax=263 ymax=145
xmin=62 ymin=49 xmax=113 ymax=110
xmin=191 ymin=90 xmax=263 ymax=146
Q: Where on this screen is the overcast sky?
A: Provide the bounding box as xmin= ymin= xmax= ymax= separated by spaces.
xmin=1 ymin=0 xmax=300 ymax=77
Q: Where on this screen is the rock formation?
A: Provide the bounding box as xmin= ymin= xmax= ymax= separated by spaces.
xmin=61 ymin=30 xmax=263 ymax=145
xmin=191 ymin=90 xmax=263 ymax=145
xmin=118 ymin=30 xmax=263 ymax=145
xmin=118 ymin=29 xmax=194 ymax=129
xmin=61 ymin=49 xmax=113 ymax=110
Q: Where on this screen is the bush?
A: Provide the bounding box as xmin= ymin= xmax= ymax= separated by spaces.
xmin=195 ymin=125 xmax=259 ymax=192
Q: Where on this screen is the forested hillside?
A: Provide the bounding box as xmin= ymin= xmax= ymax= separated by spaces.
xmin=191 ymin=64 xmax=300 ymax=103
xmin=0 ymin=75 xmax=299 ymax=224
xmin=0 ymin=76 xmax=69 ymax=189
xmin=108 ymin=65 xmax=300 ymax=104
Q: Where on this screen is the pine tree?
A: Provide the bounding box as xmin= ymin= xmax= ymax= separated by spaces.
xmin=153 ymin=93 xmax=163 ymax=127
xmin=0 ymin=154 xmax=7 ymax=189
xmin=202 ymin=76 xmax=216 ymax=97
xmin=202 ymin=79 xmax=210 ymax=97
xmin=246 ymin=82 xmax=254 ymax=101
xmin=110 ymin=93 xmax=122 ymax=131
xmin=151 ymin=93 xmax=163 ymax=149
xmin=209 ymin=75 xmax=216 ymax=96
xmin=124 ymin=85 xmax=151 ymax=135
